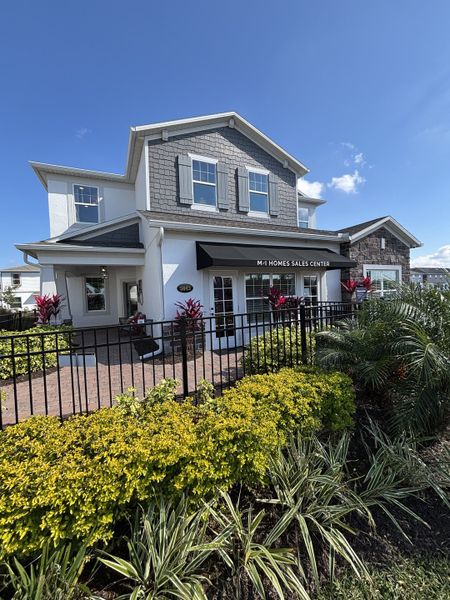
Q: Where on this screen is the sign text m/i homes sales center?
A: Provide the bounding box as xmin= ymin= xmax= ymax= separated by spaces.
xmin=196 ymin=242 xmax=356 ymax=271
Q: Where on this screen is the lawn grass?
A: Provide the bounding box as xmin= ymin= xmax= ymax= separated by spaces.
xmin=317 ymin=556 xmax=450 ymax=599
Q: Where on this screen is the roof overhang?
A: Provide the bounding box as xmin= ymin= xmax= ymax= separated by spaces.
xmin=15 ymin=242 xmax=145 ymax=266
xmin=196 ymin=242 xmax=356 ymax=271
xmin=141 ymin=215 xmax=348 ymax=243
xmin=48 ymin=213 xmax=140 ymax=243
xmin=349 ymin=216 xmax=422 ymax=248
xmin=30 ymin=113 xmax=309 ymax=190
xmin=297 ymin=192 xmax=327 ymax=206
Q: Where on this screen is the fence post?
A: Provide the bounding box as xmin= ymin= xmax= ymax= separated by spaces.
xmin=179 ymin=316 xmax=189 ymax=397
xmin=299 ymin=304 xmax=308 ymax=364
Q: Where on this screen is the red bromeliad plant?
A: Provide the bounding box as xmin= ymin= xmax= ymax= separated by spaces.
xmin=268 ymin=287 xmax=304 ymax=322
xmin=174 ymin=298 xmax=204 ymax=330
xmin=267 ymin=287 xmax=286 ymax=311
xmin=361 ymin=276 xmax=373 ymax=292
xmin=34 ymin=293 xmax=64 ymax=325
xmin=341 ymin=279 xmax=359 ymax=294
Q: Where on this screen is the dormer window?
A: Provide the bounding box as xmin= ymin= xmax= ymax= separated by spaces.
xmin=74 ymin=185 xmax=99 ymax=223
xmin=298 ymin=206 xmax=309 ymax=229
xmin=192 ymin=159 xmax=217 ymax=207
xmin=248 ymin=170 xmax=269 ymax=214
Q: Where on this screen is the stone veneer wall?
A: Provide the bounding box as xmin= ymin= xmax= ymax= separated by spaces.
xmin=340 ymin=227 xmax=410 ymax=283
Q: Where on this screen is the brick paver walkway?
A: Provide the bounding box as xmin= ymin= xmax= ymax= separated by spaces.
xmin=0 ymin=330 xmax=245 ymax=426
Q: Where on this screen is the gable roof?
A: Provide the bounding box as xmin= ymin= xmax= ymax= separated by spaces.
xmin=338 ymin=215 xmax=422 ymax=248
xmin=31 ymin=112 xmax=309 ymax=189
xmin=0 ymin=264 xmax=40 ymax=273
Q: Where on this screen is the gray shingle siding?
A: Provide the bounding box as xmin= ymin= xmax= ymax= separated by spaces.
xmin=147 ymin=127 xmax=298 ymax=227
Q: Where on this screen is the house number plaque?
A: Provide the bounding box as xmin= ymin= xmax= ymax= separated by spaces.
xmin=177 ymin=283 xmax=194 ymax=293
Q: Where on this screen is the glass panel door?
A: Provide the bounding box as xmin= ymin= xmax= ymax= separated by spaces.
xmin=210 ymin=274 xmax=239 ymax=349
xmin=124 ymin=282 xmax=138 ymax=317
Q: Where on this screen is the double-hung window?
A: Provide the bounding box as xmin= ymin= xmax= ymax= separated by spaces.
xmin=303 ymin=275 xmax=319 ymax=304
xmin=365 ymin=268 xmax=400 ymax=297
xmin=11 ymin=273 xmax=21 ymax=286
xmin=298 ymin=206 xmax=309 ymax=228
xmin=248 ymin=171 xmax=269 ymax=214
xmin=192 ymin=159 xmax=217 ymax=207
xmin=74 ymin=185 xmax=99 ymax=223
xmin=85 ymin=277 xmax=106 ymax=312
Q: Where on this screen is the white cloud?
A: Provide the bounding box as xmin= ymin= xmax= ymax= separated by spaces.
xmin=297 ymin=179 xmax=324 ymax=198
xmin=328 ymin=170 xmax=365 ymax=194
xmin=354 ymin=152 xmax=365 ymax=165
xmin=412 ymin=245 xmax=450 ymax=267
xmin=341 ymin=142 xmax=355 ymax=150
xmin=75 ymin=127 xmax=91 ymax=140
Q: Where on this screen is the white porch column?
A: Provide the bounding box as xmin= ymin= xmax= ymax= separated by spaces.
xmin=54 ymin=269 xmax=72 ymax=322
xmin=40 ymin=264 xmax=57 ymax=296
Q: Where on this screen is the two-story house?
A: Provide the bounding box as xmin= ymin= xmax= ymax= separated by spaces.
xmin=16 ymin=112 xmax=421 ymax=341
xmin=0 ymin=264 xmax=40 ymax=311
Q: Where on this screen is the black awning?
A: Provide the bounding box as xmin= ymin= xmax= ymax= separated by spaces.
xmin=196 ymin=242 xmax=357 ymax=271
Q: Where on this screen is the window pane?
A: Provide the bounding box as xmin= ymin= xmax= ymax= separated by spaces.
xmin=76 ymin=204 xmax=99 ymax=223
xmin=11 ymin=296 xmax=22 ymax=309
xmin=298 ymin=206 xmax=309 ymax=227
xmin=249 ymin=191 xmax=268 ymax=213
xmin=86 ymin=277 xmax=106 ymax=311
xmin=193 ymin=182 xmax=216 ymax=206
xmin=12 ymin=273 xmax=20 ymax=286
xmin=74 ymin=185 xmax=98 ymax=205
xmin=192 ymin=160 xmax=216 ymax=184
xmin=249 ymin=172 xmax=268 ymax=193
xmin=304 ymin=276 xmax=318 ymax=303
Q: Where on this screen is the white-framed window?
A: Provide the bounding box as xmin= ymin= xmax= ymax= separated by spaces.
xmin=364 ymin=266 xmax=401 ymax=297
xmin=303 ymin=275 xmax=319 ymax=304
xmin=191 ymin=157 xmax=217 ymax=207
xmin=11 ymin=296 xmax=22 ymax=309
xmin=85 ymin=277 xmax=106 ymax=312
xmin=298 ymin=206 xmax=309 ymax=229
xmin=11 ymin=273 xmax=21 ymax=286
xmin=245 ymin=273 xmax=296 ymax=323
xmin=74 ymin=184 xmax=99 ymax=223
xmin=248 ymin=169 xmax=269 ymax=214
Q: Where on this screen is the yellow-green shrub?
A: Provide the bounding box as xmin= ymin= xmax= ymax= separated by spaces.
xmin=0 ymin=368 xmax=355 ymax=558
xmin=0 ymin=326 xmax=72 ymax=379
xmin=242 ymin=326 xmax=315 ymax=374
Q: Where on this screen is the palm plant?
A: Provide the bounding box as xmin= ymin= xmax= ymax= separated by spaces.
xmin=3 ymin=541 xmax=91 ymax=600
xmin=316 ymin=285 xmax=450 ymax=435
xmin=98 ymin=496 xmax=216 ymax=600
xmin=208 ymin=491 xmax=308 ymax=600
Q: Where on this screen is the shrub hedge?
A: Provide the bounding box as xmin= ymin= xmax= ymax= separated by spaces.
xmin=0 ymin=367 xmax=355 ymax=558
xmin=242 ymin=326 xmax=315 ymax=374
xmin=0 ymin=326 xmax=72 ymax=379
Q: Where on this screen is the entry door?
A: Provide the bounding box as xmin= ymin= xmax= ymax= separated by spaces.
xmin=210 ymin=274 xmax=240 ymax=350
xmin=124 ymin=282 xmax=138 ymax=317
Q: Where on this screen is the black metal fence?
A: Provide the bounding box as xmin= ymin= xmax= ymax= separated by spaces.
xmin=0 ymin=310 xmax=37 ymax=332
xmin=0 ymin=301 xmax=356 ymax=428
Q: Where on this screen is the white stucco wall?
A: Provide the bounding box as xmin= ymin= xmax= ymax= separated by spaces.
xmin=134 ymin=148 xmax=148 ymax=211
xmin=160 ymin=229 xmax=343 ymax=320
xmin=47 ymin=174 xmax=136 ymax=237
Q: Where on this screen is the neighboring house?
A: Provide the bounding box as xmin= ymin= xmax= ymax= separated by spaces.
xmin=15 ymin=112 xmax=421 ymax=334
xmin=0 ymin=264 xmax=40 ymax=310
xmin=411 ymin=267 xmax=450 ymax=290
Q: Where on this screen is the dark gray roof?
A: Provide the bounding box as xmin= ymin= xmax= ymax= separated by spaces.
xmin=0 ymin=264 xmax=40 ymax=272
xmin=139 ymin=210 xmax=342 ymax=237
xmin=411 ymin=267 xmax=450 ymax=275
xmin=337 ymin=216 xmax=389 ymax=236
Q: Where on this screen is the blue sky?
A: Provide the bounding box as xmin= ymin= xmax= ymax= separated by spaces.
xmin=1 ymin=0 xmax=449 ymax=267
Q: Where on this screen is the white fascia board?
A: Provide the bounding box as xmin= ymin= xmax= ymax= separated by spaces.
xmin=129 ymin=112 xmax=309 ymax=176
xmin=48 ymin=213 xmax=140 ymax=243
xmin=297 ymin=195 xmax=327 ymax=206
xmin=144 ymin=218 xmax=347 ymax=243
xmin=16 ymin=243 xmax=145 ymax=254
xmin=350 ymin=216 xmax=422 ymax=248
xmin=30 ymin=161 xmax=127 ymax=190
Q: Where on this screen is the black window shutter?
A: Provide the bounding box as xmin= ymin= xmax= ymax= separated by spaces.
xmin=237 ymin=167 xmax=249 ymax=212
xmin=177 ymin=154 xmax=193 ymax=205
xmin=268 ymin=173 xmax=279 ymax=216
xmin=217 ymin=162 xmax=229 ymax=210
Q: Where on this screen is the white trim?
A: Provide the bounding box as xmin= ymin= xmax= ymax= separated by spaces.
xmin=349 ymin=216 xmax=422 ymax=248
xmin=363 ymin=264 xmax=402 ymax=297
xmin=142 ymin=216 xmax=348 ymax=242
xmin=188 ymin=153 xmax=218 ymax=164
xmin=84 ymin=275 xmax=108 ymax=315
xmin=73 ymin=183 xmax=100 ymax=225
xmin=248 ymin=211 xmax=269 ymax=219
xmin=245 ymin=165 xmax=269 ymax=175
xmin=191 ymin=204 xmax=219 ymax=213
xmin=16 ymin=243 xmax=145 ymax=254
xmin=144 ymin=137 xmax=151 ymax=210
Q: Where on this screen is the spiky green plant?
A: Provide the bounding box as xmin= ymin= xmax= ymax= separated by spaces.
xmin=3 ymin=542 xmax=91 ymax=600
xmin=99 ymin=496 xmax=217 ymax=600
xmin=316 ymin=285 xmax=450 ymax=435
xmin=209 ymin=491 xmax=308 ymax=600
